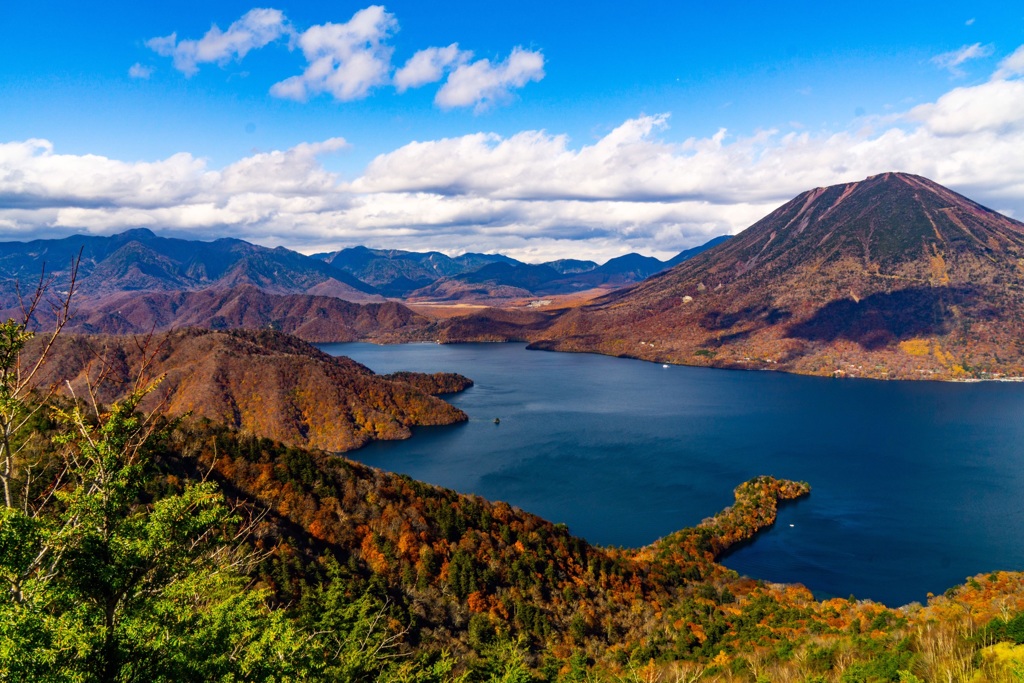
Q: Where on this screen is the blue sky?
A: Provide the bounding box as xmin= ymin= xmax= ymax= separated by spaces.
xmin=3 ymin=1 xmax=1024 ymax=261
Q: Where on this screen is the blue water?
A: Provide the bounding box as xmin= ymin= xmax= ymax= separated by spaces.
xmin=320 ymin=342 xmax=1024 ymax=606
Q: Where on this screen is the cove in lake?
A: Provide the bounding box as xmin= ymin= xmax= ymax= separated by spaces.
xmin=320 ymin=342 xmax=1024 ymax=607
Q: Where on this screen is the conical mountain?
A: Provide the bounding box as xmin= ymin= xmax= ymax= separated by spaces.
xmin=535 ymin=173 xmax=1024 ymax=379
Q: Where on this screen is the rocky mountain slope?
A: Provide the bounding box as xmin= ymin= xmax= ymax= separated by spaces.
xmin=533 ymin=173 xmax=1024 ymax=380
xmin=30 ymin=328 xmax=471 ymax=452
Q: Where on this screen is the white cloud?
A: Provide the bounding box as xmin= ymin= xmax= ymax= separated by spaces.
xmin=394 ymin=44 xmax=469 ymax=92
xmin=931 ymin=42 xmax=993 ymax=76
xmin=994 ymin=45 xmax=1024 ymax=81
xmin=146 ymin=6 xmax=542 ymax=110
xmin=269 ymin=5 xmax=397 ymax=102
xmin=435 ymin=47 xmax=545 ymax=111
xmin=907 ymin=78 xmax=1024 ymax=135
xmin=0 ymin=139 xmax=208 ymax=209
xmin=148 ymin=8 xmax=290 ymax=77
xmin=128 ymin=63 xmax=153 ymax=79
xmin=8 ymin=46 xmax=1024 ymax=262
xmin=217 ymin=138 xmax=349 ymax=195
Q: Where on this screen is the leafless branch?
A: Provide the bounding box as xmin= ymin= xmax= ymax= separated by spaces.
xmin=18 ymin=250 xmax=81 ymax=397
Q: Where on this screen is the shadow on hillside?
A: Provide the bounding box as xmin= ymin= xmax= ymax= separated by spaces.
xmin=786 ymin=286 xmax=992 ymax=349
xmin=701 ymin=304 xmax=793 ymax=331
xmin=705 ymin=329 xmax=755 ymax=346
xmin=440 ymin=308 xmax=562 ymax=342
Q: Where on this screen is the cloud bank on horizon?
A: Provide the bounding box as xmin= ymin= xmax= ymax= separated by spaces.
xmin=4 ymin=13 xmax=1024 ymax=263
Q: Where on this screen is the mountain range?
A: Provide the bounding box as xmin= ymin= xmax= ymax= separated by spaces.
xmin=315 ymin=236 xmax=729 ymax=299
xmin=0 ymin=227 xmax=380 ymax=304
xmin=0 ymin=225 xmax=728 ymax=346
xmin=0 ymin=227 xmax=727 ymax=316
xmin=6 ymin=172 xmax=1022 ymax=380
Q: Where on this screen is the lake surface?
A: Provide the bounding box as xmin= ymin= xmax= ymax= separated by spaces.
xmin=320 ymin=342 xmax=1024 ymax=606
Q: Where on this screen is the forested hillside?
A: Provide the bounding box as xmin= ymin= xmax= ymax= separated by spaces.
xmin=2 ymin=309 xmax=1024 ymax=681
xmin=27 ymin=328 xmax=471 ymax=452
xmin=61 ymin=285 xmax=433 ymax=342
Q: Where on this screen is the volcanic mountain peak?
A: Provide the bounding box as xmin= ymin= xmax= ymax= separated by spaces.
xmin=534 ymin=173 xmax=1024 ymax=380
xmin=648 ymin=171 xmax=1024 ymax=292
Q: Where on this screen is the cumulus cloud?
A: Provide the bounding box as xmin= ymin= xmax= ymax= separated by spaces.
xmin=270 ymin=5 xmax=397 ymax=101
xmin=0 ymin=139 xmax=208 ymax=210
xmin=146 ymin=6 xmax=544 ymax=109
xmin=148 ymin=8 xmax=290 ymax=77
xmin=907 ymin=78 xmax=1024 ymax=136
xmin=394 ymin=44 xmax=469 ymax=92
xmin=9 ymin=46 xmax=1024 ymax=261
xmin=128 ymin=63 xmax=153 ymax=79
xmin=0 ymin=136 xmax=353 ymax=228
xmin=436 ymin=47 xmax=545 ymax=111
xmin=931 ymin=42 xmax=993 ymax=76
xmin=217 ymin=138 xmax=350 ymax=196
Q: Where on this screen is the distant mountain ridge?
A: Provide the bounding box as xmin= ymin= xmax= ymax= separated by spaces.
xmin=0 ymin=228 xmax=730 ymax=308
xmin=315 ymin=245 xmax=521 ymax=297
xmin=532 ymin=173 xmax=1024 ymax=380
xmin=366 ymin=236 xmax=730 ymax=301
xmin=0 ymin=227 xmax=380 ymax=304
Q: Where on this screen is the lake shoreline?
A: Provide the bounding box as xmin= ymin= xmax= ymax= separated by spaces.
xmin=319 ymin=340 xmax=1024 ymax=607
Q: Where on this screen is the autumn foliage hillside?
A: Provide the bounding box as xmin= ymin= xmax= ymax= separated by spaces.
xmin=12 ymin=365 xmax=1024 ymax=679
xmin=61 ymin=284 xmax=435 ymax=343
xmin=148 ymin=426 xmax=1024 ymax=681
xmin=28 ymin=328 xmax=471 ymax=452
xmin=175 ymin=426 xmax=820 ymax=664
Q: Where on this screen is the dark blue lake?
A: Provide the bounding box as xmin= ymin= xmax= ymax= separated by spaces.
xmin=320 ymin=341 xmax=1024 ymax=607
